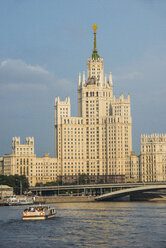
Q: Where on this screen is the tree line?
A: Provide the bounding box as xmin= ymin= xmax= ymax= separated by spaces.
xmin=0 ymin=174 xmax=29 ymax=194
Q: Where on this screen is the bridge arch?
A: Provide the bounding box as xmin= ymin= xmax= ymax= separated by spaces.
xmin=95 ymin=185 xmax=166 ymax=201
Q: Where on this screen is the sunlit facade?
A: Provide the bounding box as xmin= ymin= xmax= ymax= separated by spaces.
xmin=55 ymin=25 xmax=132 ymax=183
xmin=3 ymin=137 xmax=58 ymax=186
xmin=140 ymin=134 xmax=166 ymax=182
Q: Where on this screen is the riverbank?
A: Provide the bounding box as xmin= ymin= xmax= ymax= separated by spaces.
xmin=1 ymin=194 xmax=166 ymax=205
xmin=0 ymin=200 xmax=4 ymax=206
xmin=37 ymin=195 xmax=166 ymax=203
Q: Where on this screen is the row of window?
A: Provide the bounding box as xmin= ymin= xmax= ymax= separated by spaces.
xmin=86 ymin=92 xmax=112 ymax=97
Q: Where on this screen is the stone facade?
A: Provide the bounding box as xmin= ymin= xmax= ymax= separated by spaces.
xmin=3 ymin=137 xmax=58 ymax=186
xmin=35 ymin=153 xmax=59 ymax=185
xmin=140 ymin=134 xmax=166 ymax=182
xmin=0 ymin=157 xmax=3 ymax=174
xmin=3 ymin=137 xmax=36 ymax=186
xmin=0 ymin=185 xmax=13 ymax=198
xmin=125 ymin=152 xmax=140 ymax=182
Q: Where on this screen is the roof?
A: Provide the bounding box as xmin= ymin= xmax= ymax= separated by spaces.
xmin=0 ymin=185 xmax=13 ymax=189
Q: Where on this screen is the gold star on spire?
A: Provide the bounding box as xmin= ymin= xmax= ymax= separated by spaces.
xmin=93 ymin=24 xmax=98 ymax=31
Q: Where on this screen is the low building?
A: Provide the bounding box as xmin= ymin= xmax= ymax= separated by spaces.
xmin=0 ymin=185 xmax=13 ymax=198
xmin=35 ymin=153 xmax=58 ymax=185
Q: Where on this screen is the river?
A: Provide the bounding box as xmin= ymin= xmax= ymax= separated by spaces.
xmin=0 ymin=201 xmax=166 ymax=248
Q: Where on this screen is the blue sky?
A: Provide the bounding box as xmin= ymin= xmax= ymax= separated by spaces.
xmin=0 ymin=0 xmax=166 ymax=156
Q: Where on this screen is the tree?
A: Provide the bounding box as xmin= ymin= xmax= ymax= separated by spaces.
xmin=0 ymin=175 xmax=29 ymax=195
xmin=77 ymin=174 xmax=90 ymax=185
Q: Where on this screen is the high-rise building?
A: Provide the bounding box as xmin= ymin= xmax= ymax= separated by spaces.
xmin=55 ymin=25 xmax=132 ymax=183
xmin=2 ymin=25 xmax=141 ymax=186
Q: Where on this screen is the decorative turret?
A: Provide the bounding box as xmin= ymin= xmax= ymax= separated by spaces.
xmin=12 ymin=137 xmax=34 ymax=155
xmin=109 ymin=72 xmax=113 ymax=86
xmin=78 ymin=72 xmax=81 ymax=87
xmin=82 ymin=71 xmax=86 ymax=86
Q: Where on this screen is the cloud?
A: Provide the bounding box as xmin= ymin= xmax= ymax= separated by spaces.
xmin=0 ymin=58 xmax=76 ymax=157
xmin=0 ymin=59 xmax=74 ymax=95
xmin=0 ymin=59 xmax=51 ymax=92
xmin=112 ymin=44 xmax=166 ymax=99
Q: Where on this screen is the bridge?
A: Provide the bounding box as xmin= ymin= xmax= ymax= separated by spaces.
xmin=95 ymin=185 xmax=166 ymax=201
xmin=30 ymin=183 xmax=166 ymax=200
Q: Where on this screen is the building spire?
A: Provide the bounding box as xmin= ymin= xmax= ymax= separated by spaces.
xmin=92 ymin=24 xmax=99 ymax=60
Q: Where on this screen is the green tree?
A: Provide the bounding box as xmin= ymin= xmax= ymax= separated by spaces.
xmin=0 ymin=175 xmax=29 ymax=195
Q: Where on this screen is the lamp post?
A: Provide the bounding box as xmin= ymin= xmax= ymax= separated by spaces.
xmin=20 ymin=180 xmax=23 ymax=195
xmin=15 ymin=178 xmax=25 ymax=195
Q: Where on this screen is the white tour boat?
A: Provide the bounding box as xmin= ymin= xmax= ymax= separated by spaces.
xmin=22 ymin=206 xmax=56 ymax=220
xmin=4 ymin=195 xmax=34 ymax=206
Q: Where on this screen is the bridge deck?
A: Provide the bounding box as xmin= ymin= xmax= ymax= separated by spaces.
xmin=30 ymin=183 xmax=166 ymax=192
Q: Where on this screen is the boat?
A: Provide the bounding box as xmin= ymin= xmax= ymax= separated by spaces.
xmin=4 ymin=195 xmax=34 ymax=206
xmin=17 ymin=195 xmax=34 ymax=205
xmin=3 ymin=195 xmax=19 ymax=206
xmin=22 ymin=206 xmax=56 ymax=220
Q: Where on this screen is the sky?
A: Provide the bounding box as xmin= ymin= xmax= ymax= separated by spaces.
xmin=0 ymin=0 xmax=166 ymax=157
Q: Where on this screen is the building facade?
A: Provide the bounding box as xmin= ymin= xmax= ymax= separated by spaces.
xmin=55 ymin=25 xmax=132 ymax=183
xmin=125 ymin=152 xmax=140 ymax=182
xmin=140 ymin=134 xmax=166 ymax=182
xmin=0 ymin=157 xmax=3 ymax=174
xmin=2 ymin=137 xmax=58 ymax=186
xmin=35 ymin=153 xmax=59 ymax=185
xmin=3 ymin=137 xmax=36 ymax=186
xmin=0 ymin=185 xmax=13 ymax=198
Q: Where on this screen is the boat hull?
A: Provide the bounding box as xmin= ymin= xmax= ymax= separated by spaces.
xmin=22 ymin=214 xmax=56 ymax=221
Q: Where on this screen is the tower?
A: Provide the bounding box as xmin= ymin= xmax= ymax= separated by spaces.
xmin=55 ymin=25 xmax=132 ymax=183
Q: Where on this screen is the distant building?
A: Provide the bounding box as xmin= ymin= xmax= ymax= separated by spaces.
xmin=140 ymin=134 xmax=166 ymax=182
xmin=3 ymin=137 xmax=58 ymax=186
xmin=54 ymin=25 xmax=132 ymax=183
xmin=3 ymin=137 xmax=36 ymax=186
xmin=35 ymin=153 xmax=59 ymax=185
xmin=2 ymin=25 xmax=136 ymax=185
xmin=0 ymin=157 xmax=3 ymax=174
xmin=0 ymin=185 xmax=13 ymax=198
xmin=126 ymin=152 xmax=140 ymax=182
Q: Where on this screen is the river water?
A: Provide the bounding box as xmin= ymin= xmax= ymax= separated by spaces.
xmin=0 ymin=201 xmax=166 ymax=248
